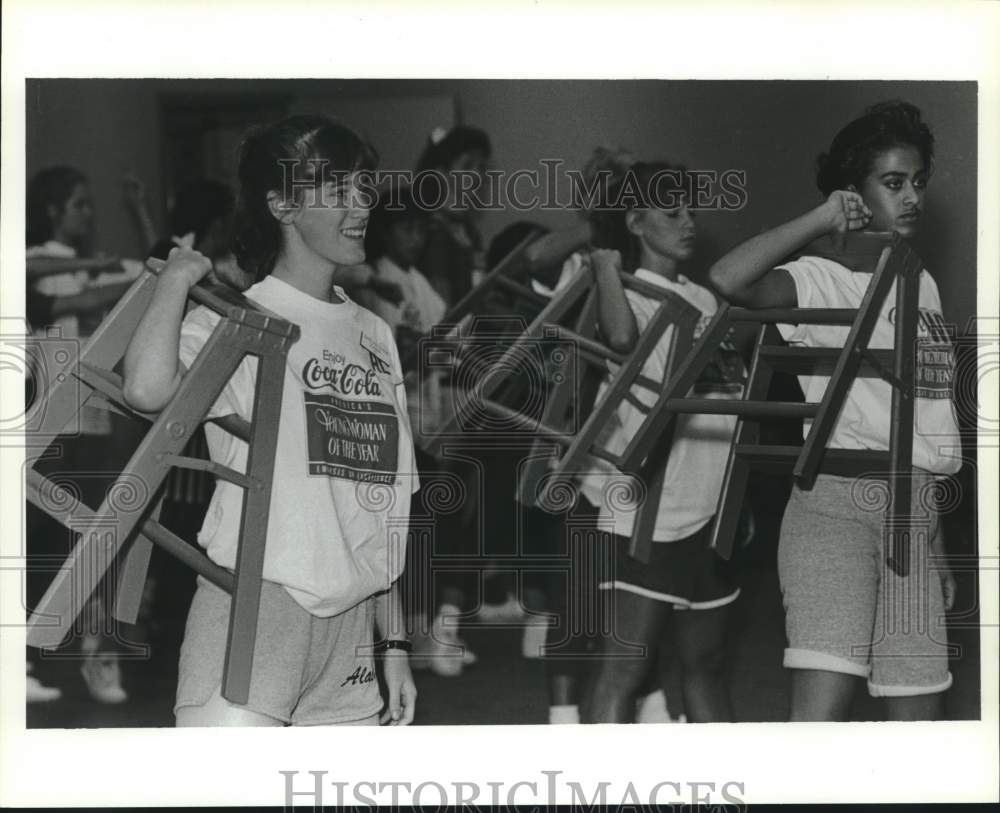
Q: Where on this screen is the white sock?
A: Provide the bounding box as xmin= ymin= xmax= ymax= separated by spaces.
xmin=548 ymin=704 xmax=580 ymax=724
xmin=521 ymin=618 xmax=550 ymax=659
xmin=436 ymin=604 xmax=461 ymax=624
xmin=635 ymin=688 xmax=672 ymax=723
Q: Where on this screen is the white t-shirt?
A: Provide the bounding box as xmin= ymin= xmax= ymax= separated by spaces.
xmin=776 ymin=256 xmax=961 ymax=476
xmin=578 ymin=269 xmax=744 ymax=542
xmin=27 ymin=240 xmax=143 ymax=435
xmin=530 ymin=251 xmax=588 ymax=297
xmin=179 ymin=275 xmax=419 ymax=617
xmin=370 ymin=256 xmax=447 ymax=334
xmin=27 ymin=240 xmax=144 ymax=338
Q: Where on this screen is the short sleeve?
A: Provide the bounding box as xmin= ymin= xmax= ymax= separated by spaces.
xmin=178 ymin=305 xmax=256 ymax=421
xmin=375 ymin=299 xmax=404 ymax=333
xmin=383 ymin=322 xmax=420 ymax=495
xmin=774 ymin=257 xmax=826 ymax=344
xmin=918 ymin=270 xmax=944 ymax=312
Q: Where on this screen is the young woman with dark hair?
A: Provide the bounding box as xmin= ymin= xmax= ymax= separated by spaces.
xmin=709 ymin=100 xmax=960 ymax=721
xmin=413 ymin=125 xmax=492 ymax=305
xmin=123 ymin=115 xmax=418 ymax=727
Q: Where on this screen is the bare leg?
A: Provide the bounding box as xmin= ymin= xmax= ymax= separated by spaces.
xmin=175 ymin=685 xmax=285 ymax=727
xmin=583 ymin=590 xmax=670 ymax=723
xmin=549 ymin=674 xmax=577 ymax=707
xmin=884 ymin=693 xmax=943 ymax=721
xmin=673 ymin=605 xmax=732 ymax=722
xmin=789 ymin=669 xmax=860 ymax=722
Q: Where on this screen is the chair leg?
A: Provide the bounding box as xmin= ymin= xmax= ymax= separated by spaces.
xmin=112 ymin=496 xmax=164 ymax=625
xmin=220 ymin=349 xmax=287 ymax=705
xmin=713 ymin=323 xmax=774 ymax=558
xmin=886 ymin=264 xmax=920 ymax=577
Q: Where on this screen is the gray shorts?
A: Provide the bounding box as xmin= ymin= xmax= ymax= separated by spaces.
xmin=175 ymin=577 xmax=382 ymax=725
xmin=778 ymin=473 xmax=952 ymax=697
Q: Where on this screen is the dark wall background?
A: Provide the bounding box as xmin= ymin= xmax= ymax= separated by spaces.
xmin=26 ymin=79 xmax=978 ymax=330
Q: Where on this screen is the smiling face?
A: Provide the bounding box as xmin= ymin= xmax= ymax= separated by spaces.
xmin=290 ymin=173 xmax=371 ymax=266
xmin=631 ymin=201 xmax=697 ymax=264
xmin=853 ymin=145 xmax=928 ymax=239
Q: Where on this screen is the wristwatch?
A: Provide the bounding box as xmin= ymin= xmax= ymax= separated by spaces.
xmin=375 ymin=639 xmax=412 ymax=653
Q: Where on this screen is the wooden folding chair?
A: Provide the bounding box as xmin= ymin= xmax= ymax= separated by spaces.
xmin=618 ymin=231 xmax=924 ymax=576
xmin=422 ymin=262 xmax=702 ymax=563
xmin=399 ymin=229 xmax=549 ymax=372
xmin=25 ymin=259 xmax=298 ymax=704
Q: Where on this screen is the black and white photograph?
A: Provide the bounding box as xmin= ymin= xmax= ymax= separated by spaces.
xmin=1 ymin=1 xmax=997 ymax=809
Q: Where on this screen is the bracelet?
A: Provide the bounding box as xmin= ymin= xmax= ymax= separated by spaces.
xmin=375 ymin=639 xmax=412 ymax=654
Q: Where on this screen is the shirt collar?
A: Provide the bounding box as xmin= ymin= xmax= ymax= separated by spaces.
xmin=633 ymin=267 xmax=688 ymax=289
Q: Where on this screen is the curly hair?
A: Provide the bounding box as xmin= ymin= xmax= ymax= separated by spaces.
xmin=231 ymin=115 xmax=378 ymax=282
xmin=816 ymin=100 xmax=934 ymax=196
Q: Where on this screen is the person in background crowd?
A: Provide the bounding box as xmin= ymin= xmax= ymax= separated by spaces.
xmin=709 ymin=100 xmax=960 ymax=721
xmin=414 ymin=125 xmax=492 ymax=306
xmin=581 ymin=162 xmax=744 ymax=724
xmin=26 ymin=165 xmax=152 ymax=705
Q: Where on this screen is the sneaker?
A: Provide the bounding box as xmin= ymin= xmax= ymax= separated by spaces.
xmin=521 ymin=615 xmax=551 ymax=659
xmin=438 ymin=604 xmax=477 ymax=665
xmin=410 ymin=607 xmax=472 ymax=677
xmin=80 ymin=653 xmax=128 ymax=704
xmin=548 ymin=704 xmax=580 ymax=724
xmin=635 ymin=689 xmax=674 ymax=724
xmin=27 ymin=663 xmax=62 ymax=703
xmin=475 ymin=593 xmax=528 ymax=623
xmin=459 ymin=640 xmax=478 ymax=667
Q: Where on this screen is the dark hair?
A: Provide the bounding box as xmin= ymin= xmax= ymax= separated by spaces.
xmin=416 ymin=125 xmax=492 ymax=173
xmin=412 ymin=126 xmax=492 ymax=218
xmin=232 ymin=115 xmax=378 ymax=282
xmin=816 ymin=100 xmax=934 ymax=196
xmin=26 ymin=165 xmax=88 ymax=247
xmin=573 ymin=146 xmax=636 ymax=213
xmin=170 ymin=180 xmax=235 ymax=244
xmin=589 ymin=161 xmax=688 ymax=272
xmin=364 ymin=184 xmax=430 ymax=259
xmin=486 ymin=220 xmax=549 ymax=270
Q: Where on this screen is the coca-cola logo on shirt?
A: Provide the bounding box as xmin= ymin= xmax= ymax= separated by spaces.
xmin=302 ymin=351 xmax=382 ymax=397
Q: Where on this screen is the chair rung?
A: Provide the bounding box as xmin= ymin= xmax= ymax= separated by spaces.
xmin=26 ymin=469 xmax=235 ymax=596
xmin=160 ymin=454 xmax=255 ymax=489
xmin=495 ymin=275 xmax=550 ymax=307
xmin=147 ymin=258 xmax=299 ymax=341
xmin=735 ymin=444 xmax=891 ymax=475
xmin=757 ymin=346 xmax=896 ymax=376
xmin=78 ymin=362 xmax=256 ymax=442
xmin=139 ymin=518 xmax=235 ymax=593
xmin=209 ymin=414 xmax=252 ymax=442
xmin=730 ymin=307 xmax=857 ymax=325
xmin=662 ymin=399 xmax=819 ymax=418
xmin=575 ymin=346 xmax=660 ymax=394
xmin=473 ymin=397 xmax=563 ymax=438
xmin=76 ymin=361 xmax=157 ymax=420
xmin=544 ymin=323 xmax=623 ymax=364
xmin=475 ymin=399 xmax=620 ymax=464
